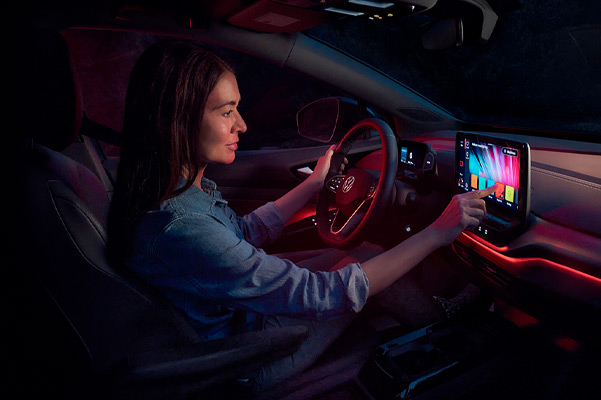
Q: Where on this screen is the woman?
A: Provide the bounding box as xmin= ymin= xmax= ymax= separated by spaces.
xmin=108 ymin=40 xmax=495 ymax=390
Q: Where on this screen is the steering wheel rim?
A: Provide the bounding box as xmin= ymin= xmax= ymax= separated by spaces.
xmin=316 ymin=118 xmax=398 ymax=248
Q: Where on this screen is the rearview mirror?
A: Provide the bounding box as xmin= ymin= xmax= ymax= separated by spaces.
xmin=296 ymin=97 xmax=374 ymax=143
xmin=421 ymin=18 xmax=464 ymax=50
xmin=421 ymin=0 xmax=498 ymax=50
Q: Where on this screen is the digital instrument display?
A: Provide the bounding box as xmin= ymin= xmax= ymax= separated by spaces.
xmin=399 ymin=144 xmax=422 ymax=167
xmin=396 ymin=140 xmax=436 ymax=187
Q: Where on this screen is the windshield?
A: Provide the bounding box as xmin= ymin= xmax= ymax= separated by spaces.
xmin=305 ymin=0 xmax=601 ymax=136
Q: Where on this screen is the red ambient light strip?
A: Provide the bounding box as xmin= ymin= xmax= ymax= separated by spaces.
xmin=456 ymin=232 xmax=601 ymax=287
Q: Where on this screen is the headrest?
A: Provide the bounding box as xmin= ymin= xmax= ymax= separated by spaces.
xmin=19 ymin=29 xmax=83 ymax=151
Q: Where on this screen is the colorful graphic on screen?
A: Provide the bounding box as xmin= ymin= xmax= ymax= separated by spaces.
xmin=457 ymin=137 xmax=521 ymax=210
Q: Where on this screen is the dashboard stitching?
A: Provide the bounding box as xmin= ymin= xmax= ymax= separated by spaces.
xmin=532 ymin=166 xmax=601 ymax=191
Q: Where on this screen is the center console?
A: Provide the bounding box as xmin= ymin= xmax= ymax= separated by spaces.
xmin=357 ymin=312 xmax=517 ymax=399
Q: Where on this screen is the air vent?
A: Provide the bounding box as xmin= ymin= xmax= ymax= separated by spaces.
xmin=396 ymin=107 xmax=443 ymax=123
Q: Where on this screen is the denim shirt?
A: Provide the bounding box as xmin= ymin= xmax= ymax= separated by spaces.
xmin=127 ymin=177 xmax=370 ymax=340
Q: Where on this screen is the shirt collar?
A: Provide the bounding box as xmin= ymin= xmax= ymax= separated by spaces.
xmin=176 ymin=175 xmax=227 ymax=206
xmin=200 ymin=176 xmax=217 ymax=196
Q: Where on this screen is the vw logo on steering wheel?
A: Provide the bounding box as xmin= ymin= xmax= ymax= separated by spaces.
xmin=342 ymin=176 xmax=355 ymax=193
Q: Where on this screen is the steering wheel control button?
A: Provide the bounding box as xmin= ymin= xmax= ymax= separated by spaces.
xmin=367 ymin=185 xmax=376 ymax=198
xmin=326 ymin=175 xmax=346 ymax=192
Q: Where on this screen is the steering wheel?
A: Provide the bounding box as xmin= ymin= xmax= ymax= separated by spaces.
xmin=316 ymin=118 xmax=398 ymax=248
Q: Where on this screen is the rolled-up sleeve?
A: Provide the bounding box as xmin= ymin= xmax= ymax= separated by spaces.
xmin=150 ymin=214 xmax=369 ymax=320
xmin=236 ymin=202 xmax=284 ymax=247
xmin=335 ymin=263 xmax=370 ymax=313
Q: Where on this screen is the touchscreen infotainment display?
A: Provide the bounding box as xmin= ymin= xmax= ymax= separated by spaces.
xmin=457 ymin=135 xmax=521 ymax=211
xmin=456 ymin=132 xmax=531 ymax=244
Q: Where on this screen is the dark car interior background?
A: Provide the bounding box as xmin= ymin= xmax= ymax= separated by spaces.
xmin=14 ymin=0 xmax=601 ymax=399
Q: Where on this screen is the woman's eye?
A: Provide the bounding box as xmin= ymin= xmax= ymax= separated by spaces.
xmin=223 ymin=110 xmax=234 ymax=117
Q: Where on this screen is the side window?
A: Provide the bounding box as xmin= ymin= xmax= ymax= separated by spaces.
xmin=215 ymin=46 xmax=350 ymax=150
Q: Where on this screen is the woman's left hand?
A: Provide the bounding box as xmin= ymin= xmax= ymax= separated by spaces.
xmin=307 ymin=145 xmax=347 ymax=191
xmin=275 ymin=145 xmax=347 ymax=222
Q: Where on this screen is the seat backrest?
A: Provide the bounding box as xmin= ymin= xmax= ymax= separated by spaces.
xmin=16 ymin=29 xmax=199 ymax=381
xmin=20 ymin=145 xmax=199 ymax=369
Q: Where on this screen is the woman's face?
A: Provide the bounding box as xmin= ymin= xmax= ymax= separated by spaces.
xmin=197 ymin=71 xmax=247 ymax=167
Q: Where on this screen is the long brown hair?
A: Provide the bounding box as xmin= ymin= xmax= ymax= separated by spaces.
xmin=108 ymin=40 xmax=234 ymax=259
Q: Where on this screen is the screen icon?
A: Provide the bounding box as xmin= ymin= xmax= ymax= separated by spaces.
xmin=505 ymin=185 xmax=515 ymax=203
xmin=478 ymin=176 xmax=486 ymax=190
xmin=495 ymin=183 xmax=505 ymax=200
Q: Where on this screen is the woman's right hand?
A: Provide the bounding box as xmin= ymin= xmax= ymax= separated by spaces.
xmin=428 ymin=184 xmax=498 ymax=246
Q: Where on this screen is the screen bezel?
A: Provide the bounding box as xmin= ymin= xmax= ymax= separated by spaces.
xmin=455 ymin=131 xmax=531 ymax=226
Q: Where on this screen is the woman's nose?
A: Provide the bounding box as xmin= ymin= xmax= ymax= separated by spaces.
xmin=235 ymin=112 xmax=247 ymax=134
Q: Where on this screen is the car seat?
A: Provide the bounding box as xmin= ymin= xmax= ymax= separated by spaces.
xmin=14 ymin=28 xmax=308 ymax=399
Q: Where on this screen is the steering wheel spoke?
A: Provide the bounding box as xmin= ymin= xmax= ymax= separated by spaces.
xmin=330 ymin=201 xmax=369 ymax=234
